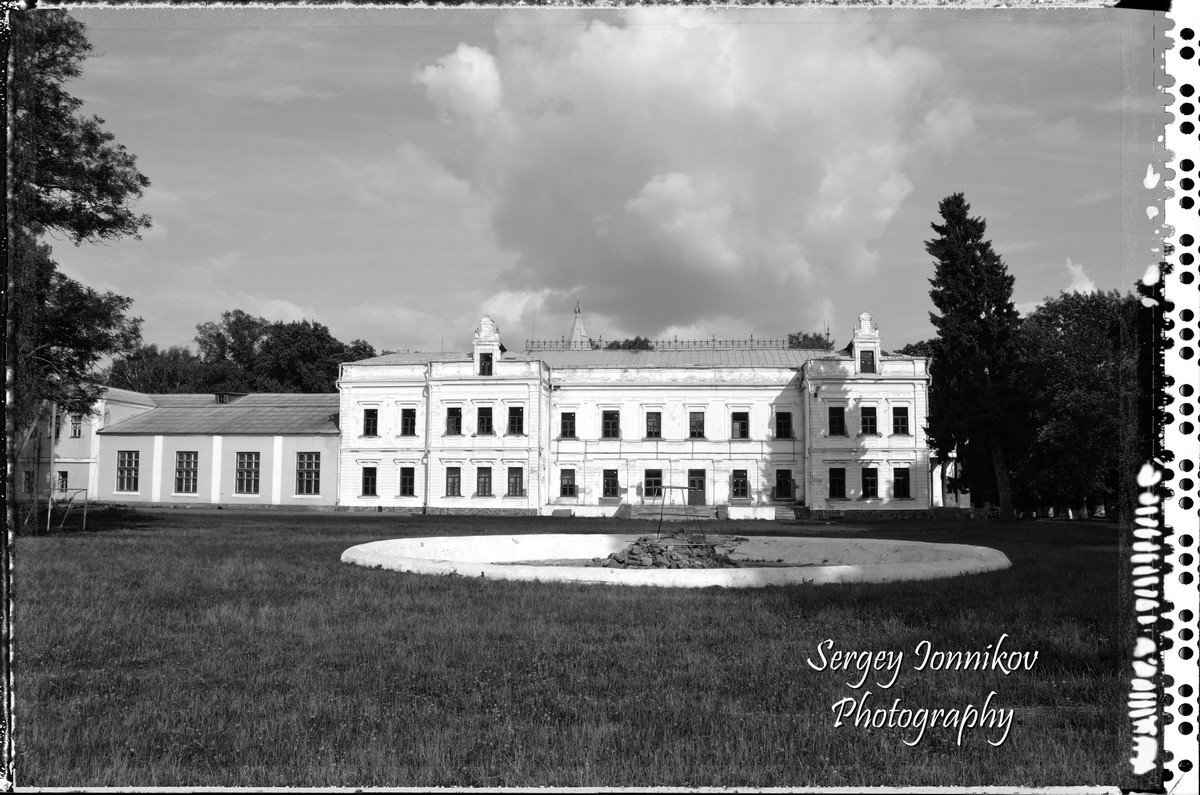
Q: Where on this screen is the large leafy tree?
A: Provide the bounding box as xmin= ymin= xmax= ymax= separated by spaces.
xmin=255 ymin=320 xmax=357 ymax=393
xmin=786 ymin=331 xmax=834 ymax=350
xmin=924 ymin=193 xmax=1025 ymax=520
xmin=605 ymin=336 xmax=654 ymax=351
xmin=106 ymin=344 xmax=206 ymax=394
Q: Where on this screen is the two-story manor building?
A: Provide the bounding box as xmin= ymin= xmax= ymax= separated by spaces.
xmin=337 ymin=309 xmax=937 ymax=517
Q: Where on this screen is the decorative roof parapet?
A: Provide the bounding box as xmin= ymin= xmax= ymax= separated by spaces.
xmin=524 ymin=335 xmax=805 ymax=351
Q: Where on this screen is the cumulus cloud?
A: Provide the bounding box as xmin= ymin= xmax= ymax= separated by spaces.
xmin=414 ymin=44 xmax=509 ymax=133
xmin=1065 ymin=257 xmax=1097 ymax=293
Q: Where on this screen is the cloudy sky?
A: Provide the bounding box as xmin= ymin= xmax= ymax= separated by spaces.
xmin=56 ymin=7 xmax=1161 ymax=354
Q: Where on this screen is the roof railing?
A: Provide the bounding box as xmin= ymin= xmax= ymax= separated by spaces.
xmin=523 ymin=335 xmax=802 ymax=351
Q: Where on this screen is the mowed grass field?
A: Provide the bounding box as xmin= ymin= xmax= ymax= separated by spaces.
xmin=16 ymin=508 xmax=1131 ymax=788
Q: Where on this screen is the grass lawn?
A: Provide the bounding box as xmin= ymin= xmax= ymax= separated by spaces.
xmin=15 ymin=508 xmax=1132 ymax=787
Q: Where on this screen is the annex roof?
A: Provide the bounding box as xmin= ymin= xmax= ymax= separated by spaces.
xmin=101 ymin=387 xmax=158 ymax=407
xmin=350 ymin=351 xmax=471 ymax=366
xmin=100 ymin=393 xmax=340 ymax=436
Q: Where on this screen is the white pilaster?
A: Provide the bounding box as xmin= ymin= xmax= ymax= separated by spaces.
xmin=271 ymin=436 xmax=284 ymax=504
xmin=151 ymin=435 xmax=163 ymax=502
xmin=211 ymin=436 xmax=223 ymax=503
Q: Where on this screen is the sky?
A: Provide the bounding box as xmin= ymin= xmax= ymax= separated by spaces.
xmin=54 ymin=6 xmax=1163 ymax=355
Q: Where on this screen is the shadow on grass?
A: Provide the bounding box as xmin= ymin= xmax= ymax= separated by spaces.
xmin=20 ymin=504 xmax=163 ymax=535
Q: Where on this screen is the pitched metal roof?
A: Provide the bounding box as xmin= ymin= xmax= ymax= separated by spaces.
xmin=149 ymin=393 xmax=220 ymax=407
xmin=101 ymin=387 xmax=158 ymax=407
xmin=523 ymin=348 xmax=825 ymax=369
xmin=351 ymin=351 xmax=470 ymax=365
xmin=100 ymin=394 xmax=340 ymax=436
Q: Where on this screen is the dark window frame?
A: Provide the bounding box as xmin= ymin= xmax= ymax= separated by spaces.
xmin=361 ymin=466 xmax=378 ymax=497
xmin=70 ymin=415 xmax=83 ymax=438
xmin=775 ymin=411 xmax=794 ymax=439
xmin=507 ymin=405 xmax=525 ymax=436
xmin=775 ymin=469 xmax=794 ymax=500
xmin=828 ymin=406 xmax=847 ymax=437
xmin=731 ymin=469 xmax=749 ymax=499
xmin=400 ymin=408 xmax=417 ymax=437
xmin=362 ymin=408 xmax=379 ymax=437
xmin=476 ymin=466 xmax=493 ymax=497
xmin=478 ymin=352 xmax=493 ymax=376
xmin=862 ymin=467 xmax=879 ymax=499
xmin=860 ymin=406 xmax=878 ymax=436
xmin=893 ymin=467 xmax=911 ymax=499
xmin=644 ymin=469 xmax=663 ymax=498
xmin=560 ymin=412 xmax=576 ymax=439
xmin=731 ymin=411 xmax=750 ymax=440
xmin=892 ymin=406 xmax=910 ymax=436
xmin=477 ymin=406 xmax=494 ymax=436
xmin=645 ymin=411 xmax=662 ymax=439
xmin=829 ymin=467 xmax=846 ymax=499
xmin=689 ymin=411 xmax=705 ymax=439
xmin=507 ymin=467 xmax=524 ymax=497
xmin=296 ymin=452 xmax=321 ymax=495
xmin=117 ymin=450 xmax=140 ymax=493
xmin=446 ymin=407 xmax=463 ymax=436
xmin=602 ymin=469 xmax=620 ymax=499
xmin=399 ymin=466 xmax=416 ymax=497
xmin=174 ymin=450 xmax=199 ymax=494
xmin=601 ymin=410 xmax=620 ymax=439
xmin=235 ymin=452 xmax=261 ymax=495
xmin=860 ymin=349 xmax=876 ymax=374
xmin=446 ymin=466 xmax=462 ymax=497
xmin=560 ymin=468 xmax=577 ymax=498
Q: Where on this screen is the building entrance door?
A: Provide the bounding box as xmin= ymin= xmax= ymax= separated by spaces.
xmin=687 ymin=469 xmax=706 ymax=505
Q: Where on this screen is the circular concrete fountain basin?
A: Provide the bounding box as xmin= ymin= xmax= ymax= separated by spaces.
xmin=341 ymin=534 xmax=1011 ymax=588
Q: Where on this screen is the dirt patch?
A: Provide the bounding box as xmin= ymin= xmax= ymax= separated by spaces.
xmin=589 ymin=533 xmax=741 ymax=569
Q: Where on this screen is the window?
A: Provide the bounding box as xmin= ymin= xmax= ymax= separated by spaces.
xmin=560 ymin=412 xmax=576 ymax=439
xmin=775 ymin=469 xmax=793 ymax=500
xmin=892 ymin=407 xmax=910 ymax=435
xmin=70 ymin=415 xmax=82 ymax=438
xmin=689 ymin=411 xmax=705 ymax=439
xmin=175 ymin=451 xmax=198 ymax=494
xmin=861 ymin=407 xmax=878 ymax=436
xmin=476 ymin=467 xmax=493 ymax=497
xmin=296 ymin=452 xmax=321 ymax=495
xmin=56 ymin=471 xmax=68 ymax=492
xmin=507 ymin=406 xmax=524 ymax=435
xmin=644 ymin=469 xmax=663 ymax=498
xmin=860 ymin=349 xmax=876 ymax=373
xmin=362 ymin=408 xmax=378 ymax=437
xmin=399 ymin=466 xmax=415 ymax=497
xmin=645 ymin=411 xmax=662 ymax=439
xmin=477 ymin=407 xmax=494 ymax=435
xmin=731 ymin=469 xmax=749 ymax=499
xmin=862 ymin=467 xmax=878 ymax=499
xmin=117 ymin=451 xmax=140 ymax=492
xmin=400 ymin=408 xmax=417 ymax=437
xmin=602 ymin=410 xmax=620 ymax=439
xmin=894 ymin=467 xmax=911 ymax=499
xmin=236 ymin=452 xmax=260 ymax=495
xmin=507 ymin=467 xmax=524 ymax=497
xmin=828 ymin=406 xmax=847 ymax=436
xmin=775 ymin=411 xmax=794 ymax=439
xmin=446 ymin=466 xmax=461 ymax=497
xmin=731 ymin=411 xmax=749 ymax=440
xmin=560 ymin=469 xmax=577 ymax=497
xmin=603 ymin=469 xmax=619 ymax=499
xmin=479 ymin=352 xmax=493 ymax=376
xmin=829 ymin=468 xmax=846 ymax=499
xmin=361 ymin=466 xmax=377 ymax=497
xmin=22 ymin=471 xmax=35 ymax=494
xmin=446 ymin=407 xmax=462 ymax=435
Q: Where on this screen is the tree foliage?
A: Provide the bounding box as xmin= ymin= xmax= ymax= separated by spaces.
xmin=896 ymin=339 xmax=935 ymax=358
xmin=605 ymin=336 xmax=654 ymax=351
xmin=786 ymin=331 xmax=834 ymax=350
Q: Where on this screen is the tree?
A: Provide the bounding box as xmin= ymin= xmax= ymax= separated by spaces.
xmin=194 ymin=309 xmax=270 ymax=372
xmin=106 ymin=344 xmax=206 ymax=394
xmin=896 ymin=339 xmax=935 ymax=358
xmin=924 ymin=193 xmax=1024 ymax=520
xmin=343 ymin=339 xmax=378 ymax=363
xmin=256 ymin=320 xmax=358 ymax=393
xmin=605 ymin=336 xmax=654 ymax=350
xmin=786 ymin=331 xmax=834 ymax=350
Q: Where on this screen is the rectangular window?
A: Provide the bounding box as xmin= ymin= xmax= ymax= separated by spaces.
xmin=862 ymin=467 xmax=878 ymax=499
xmin=894 ymin=467 xmax=911 ymax=499
xmin=560 ymin=469 xmax=577 ymax=497
xmin=689 ymin=411 xmax=705 ymax=439
xmin=361 ymin=466 xmax=377 ymax=497
xmin=892 ymin=407 xmax=910 ymax=435
xmin=296 ymin=452 xmax=321 ymax=495
xmin=507 ymin=406 xmax=524 ymax=435
xmin=861 ymin=406 xmax=878 ymax=436
xmin=400 ymin=408 xmax=417 ymax=436
xmin=70 ymin=415 xmax=82 ymax=438
xmin=602 ymin=410 xmax=620 ymax=439
xmin=603 ymin=469 xmax=619 ymax=499
xmin=645 ymin=411 xmax=662 ymax=439
xmin=731 ymin=469 xmax=749 ymax=499
xmin=644 ymin=469 xmax=663 ymax=498
xmin=117 ymin=450 xmax=140 ymax=492
xmin=507 ymin=467 xmax=524 ymax=497
xmin=775 ymin=469 xmax=793 ymax=500
xmin=829 ymin=467 xmax=846 ymax=499
xmin=860 ymin=349 xmax=876 ymax=373
xmin=775 ymin=411 xmax=794 ymax=439
xmin=399 ymin=466 xmax=415 ymax=497
xmin=236 ymin=452 xmax=260 ymax=495
xmin=477 ymin=406 xmax=494 ymax=435
xmin=479 ymin=352 xmax=493 ymax=376
xmin=174 ymin=451 xmax=198 ymax=494
xmin=362 ymin=408 xmax=378 ymax=437
xmin=56 ymin=471 xmax=68 ymax=492
xmin=446 ymin=407 xmax=462 ymax=435
xmin=446 ymin=466 xmax=461 ymax=497
xmin=731 ymin=411 xmax=749 ymax=439
xmin=828 ymin=406 xmax=847 ymax=436
xmin=22 ymin=471 xmax=35 ymax=494
xmin=560 ymin=412 xmax=576 ymax=438
xmin=476 ymin=467 xmax=493 ymax=497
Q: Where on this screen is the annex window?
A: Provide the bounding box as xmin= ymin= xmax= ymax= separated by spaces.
xmin=56 ymin=471 xmax=68 ymax=492
xmin=860 ymin=406 xmax=878 ymax=436
xmin=362 ymin=408 xmax=379 ymax=437
xmin=399 ymin=466 xmax=415 ymax=497
xmin=296 ymin=452 xmax=321 ymax=495
xmin=829 ymin=467 xmax=846 ymax=499
xmin=892 ymin=407 xmax=910 ymax=436
xmin=775 ymin=469 xmax=793 ymax=500
xmin=476 ymin=467 xmax=493 ymax=497
xmin=236 ymin=452 xmax=261 ymax=495
xmin=862 ymin=467 xmax=878 ymax=499
xmin=645 ymin=411 xmax=662 ymax=439
xmin=603 ymin=469 xmax=619 ymax=499
xmin=689 ymin=411 xmax=705 ymax=439
xmin=479 ymin=352 xmax=493 ymax=376
xmin=560 ymin=469 xmax=577 ymax=498
xmin=477 ymin=407 xmax=494 ymax=436
xmin=731 ymin=469 xmax=749 ymax=500
xmin=22 ymin=471 xmax=35 ymax=494
xmin=507 ymin=467 xmax=524 ymax=497
xmin=775 ymin=411 xmax=794 ymax=439
xmin=860 ymin=349 xmax=876 ymax=374
xmin=893 ymin=467 xmax=911 ymax=499
xmin=644 ymin=469 xmax=663 ymax=498
xmin=400 ymin=408 xmax=417 ymax=437
xmin=731 ymin=411 xmax=750 ymax=440
xmin=70 ymin=415 xmax=83 ymax=438
xmin=446 ymin=407 xmax=462 ymax=436
xmin=507 ymin=406 xmax=525 ymax=435
xmin=445 ymin=466 xmax=462 ymax=497
xmin=361 ymin=466 xmax=377 ymax=497
xmin=560 ymin=412 xmax=576 ymax=439
xmin=175 ymin=451 xmax=198 ymax=494
xmin=828 ymin=406 xmax=847 ymax=436
xmin=117 ymin=451 xmax=140 ymax=493
xmin=601 ymin=410 xmax=620 ymax=439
